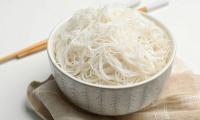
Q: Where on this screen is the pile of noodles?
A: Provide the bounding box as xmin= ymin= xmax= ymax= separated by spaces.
xmin=54 ymin=6 xmax=171 ymax=85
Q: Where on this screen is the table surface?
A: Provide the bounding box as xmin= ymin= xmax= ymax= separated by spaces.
xmin=0 ymin=0 xmax=199 ymax=119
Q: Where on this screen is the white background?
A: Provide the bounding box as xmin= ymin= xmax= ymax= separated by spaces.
xmin=0 ymin=0 xmax=199 ymax=119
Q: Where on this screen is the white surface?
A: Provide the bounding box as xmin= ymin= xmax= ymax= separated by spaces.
xmin=0 ymin=0 xmax=200 ymax=119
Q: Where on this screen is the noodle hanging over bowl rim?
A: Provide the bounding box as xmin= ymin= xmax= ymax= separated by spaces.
xmin=47 ymin=13 xmax=176 ymax=89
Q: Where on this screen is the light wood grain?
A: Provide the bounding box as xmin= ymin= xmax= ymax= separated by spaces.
xmin=0 ymin=39 xmax=47 ymax=63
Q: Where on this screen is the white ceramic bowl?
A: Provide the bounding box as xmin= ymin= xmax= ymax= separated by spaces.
xmin=47 ymin=14 xmax=176 ymax=116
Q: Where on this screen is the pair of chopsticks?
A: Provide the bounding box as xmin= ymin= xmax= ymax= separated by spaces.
xmin=0 ymin=0 xmax=169 ymax=64
xmin=0 ymin=40 xmax=48 ymax=63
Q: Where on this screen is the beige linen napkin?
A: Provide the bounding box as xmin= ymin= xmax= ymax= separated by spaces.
xmin=27 ymin=59 xmax=200 ymax=120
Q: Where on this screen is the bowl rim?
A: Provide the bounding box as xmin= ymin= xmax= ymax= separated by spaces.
xmin=47 ymin=13 xmax=176 ymax=89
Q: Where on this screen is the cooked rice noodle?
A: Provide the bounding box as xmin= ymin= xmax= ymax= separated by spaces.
xmin=54 ymin=6 xmax=171 ymax=85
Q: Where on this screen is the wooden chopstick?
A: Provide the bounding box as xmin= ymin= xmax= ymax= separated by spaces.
xmin=16 ymin=42 xmax=47 ymax=58
xmin=0 ymin=8 xmax=150 ymax=64
xmin=138 ymin=7 xmax=148 ymax=12
xmin=0 ymin=39 xmax=47 ymax=63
